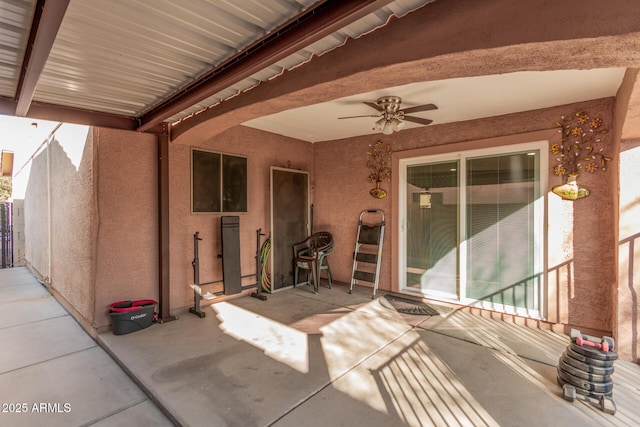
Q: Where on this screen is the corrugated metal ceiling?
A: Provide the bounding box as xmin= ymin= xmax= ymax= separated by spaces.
xmin=176 ymin=0 xmax=435 ymax=124
xmin=37 ymin=0 xmax=320 ymax=118
xmin=0 ymin=0 xmax=433 ymax=129
xmin=0 ymin=0 xmax=34 ymax=96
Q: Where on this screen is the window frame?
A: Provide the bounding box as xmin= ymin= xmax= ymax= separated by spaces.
xmin=191 ymin=147 xmax=248 ymax=214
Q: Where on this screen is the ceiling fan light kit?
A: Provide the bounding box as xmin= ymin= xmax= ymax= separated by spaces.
xmin=375 ymin=117 xmax=404 ymax=135
xmin=339 ymin=96 xmax=437 ymax=135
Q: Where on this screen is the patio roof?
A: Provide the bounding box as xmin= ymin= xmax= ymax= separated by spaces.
xmin=1 ymin=1 xmax=639 ymax=142
xmin=0 ymin=0 xmax=435 ymax=134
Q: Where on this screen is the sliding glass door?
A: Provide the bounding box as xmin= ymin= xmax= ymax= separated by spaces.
xmin=400 ymin=143 xmax=545 ymax=317
xmin=465 ymin=152 xmax=541 ymax=312
xmin=404 ymin=161 xmax=459 ymax=299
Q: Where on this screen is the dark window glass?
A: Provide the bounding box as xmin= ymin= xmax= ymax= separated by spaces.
xmin=192 ymin=149 xmax=247 ymax=213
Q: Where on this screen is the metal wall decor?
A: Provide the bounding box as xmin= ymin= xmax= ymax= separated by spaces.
xmin=367 ymin=140 xmax=392 ymax=199
xmin=550 ymin=111 xmax=611 ymax=200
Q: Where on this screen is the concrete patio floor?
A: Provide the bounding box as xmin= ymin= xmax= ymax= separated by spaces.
xmin=3 ymin=266 xmax=640 ymax=426
xmin=98 ymin=278 xmax=640 ymax=427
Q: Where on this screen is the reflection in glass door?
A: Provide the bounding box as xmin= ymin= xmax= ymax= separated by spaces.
xmin=465 ymin=152 xmax=541 ymax=312
xmin=400 ymin=143 xmax=545 ymax=317
xmin=405 ymin=161 xmax=459 ymax=299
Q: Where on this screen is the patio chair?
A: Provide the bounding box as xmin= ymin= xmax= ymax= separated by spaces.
xmin=292 ymin=231 xmax=334 ymax=293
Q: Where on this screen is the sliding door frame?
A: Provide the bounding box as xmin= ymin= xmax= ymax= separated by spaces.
xmin=397 ymin=140 xmax=548 ymax=319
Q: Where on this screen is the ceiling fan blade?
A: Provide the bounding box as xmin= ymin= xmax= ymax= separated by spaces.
xmin=403 ymin=115 xmax=433 ymax=125
xmin=400 ymin=103 xmax=438 ymax=114
xmin=338 ymin=114 xmax=380 ymax=119
xmin=363 ymin=101 xmax=384 ymax=112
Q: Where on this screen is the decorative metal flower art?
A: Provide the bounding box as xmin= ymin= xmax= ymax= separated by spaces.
xmin=551 ymin=111 xmax=611 ymax=177
xmin=550 ymin=111 xmax=612 ymax=200
xmin=367 ymin=140 xmax=392 ymax=198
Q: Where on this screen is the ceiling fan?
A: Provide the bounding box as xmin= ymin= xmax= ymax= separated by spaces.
xmin=339 ymin=96 xmax=438 ymax=135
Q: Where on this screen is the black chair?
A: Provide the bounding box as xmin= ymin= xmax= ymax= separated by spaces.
xmin=292 ymin=232 xmax=334 ymax=293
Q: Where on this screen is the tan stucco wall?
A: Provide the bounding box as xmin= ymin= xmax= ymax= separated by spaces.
xmin=24 ymin=149 xmax=50 ymax=280
xmin=547 ymin=101 xmax=617 ymax=334
xmin=92 ymin=128 xmax=159 ymax=330
xmin=50 ymin=130 xmax=95 ymax=324
xmin=23 ymin=126 xmax=159 ymax=331
xmin=20 ymin=108 xmax=624 ymax=351
xmin=313 ymin=98 xmax=617 ymax=335
xmin=169 ymin=125 xmax=312 ymax=311
xmin=313 ymin=135 xmax=389 ymax=293
xmin=24 ymin=126 xmax=95 ymax=325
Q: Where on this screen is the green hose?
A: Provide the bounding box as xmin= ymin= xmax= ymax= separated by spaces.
xmin=260 ymin=238 xmax=272 ymax=292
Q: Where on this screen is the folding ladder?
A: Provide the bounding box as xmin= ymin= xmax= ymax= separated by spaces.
xmin=349 ymin=209 xmax=385 ymax=299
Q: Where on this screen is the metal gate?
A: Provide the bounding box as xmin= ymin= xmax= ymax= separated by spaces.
xmin=0 ymin=202 xmax=13 ymax=268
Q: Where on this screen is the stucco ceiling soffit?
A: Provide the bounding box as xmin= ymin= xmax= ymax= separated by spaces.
xmin=136 ymin=0 xmax=397 ymax=133
xmin=170 ymin=33 xmax=635 ymax=143
xmin=168 ymin=0 xmax=640 ymax=143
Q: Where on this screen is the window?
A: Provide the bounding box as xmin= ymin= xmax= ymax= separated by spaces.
xmin=192 ymin=149 xmax=247 ymax=213
xmin=399 ymin=142 xmax=546 ymax=317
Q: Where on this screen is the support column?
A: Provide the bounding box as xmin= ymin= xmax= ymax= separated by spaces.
xmin=158 ymin=134 xmax=176 ymax=322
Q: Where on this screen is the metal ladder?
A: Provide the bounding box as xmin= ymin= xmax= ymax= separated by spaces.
xmin=349 ymin=209 xmax=385 ymax=299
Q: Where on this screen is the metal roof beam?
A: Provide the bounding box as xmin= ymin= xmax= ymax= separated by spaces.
xmin=136 ymin=0 xmax=395 ymax=132
xmin=0 ymin=96 xmax=167 ymax=134
xmin=14 ymin=0 xmax=70 ymax=117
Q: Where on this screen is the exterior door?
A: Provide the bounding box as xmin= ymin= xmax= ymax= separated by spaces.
xmin=270 ymin=167 xmax=309 ymax=291
xmin=400 ymin=142 xmax=545 ymax=317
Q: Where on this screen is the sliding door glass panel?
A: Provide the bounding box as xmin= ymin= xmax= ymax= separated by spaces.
xmin=406 ymin=161 xmax=459 ymax=298
xmin=465 ymin=151 xmax=540 ymax=310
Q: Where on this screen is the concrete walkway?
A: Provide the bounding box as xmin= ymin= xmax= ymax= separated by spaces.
xmin=3 ymin=267 xmax=640 ymax=426
xmin=0 ymin=267 xmax=173 ymax=427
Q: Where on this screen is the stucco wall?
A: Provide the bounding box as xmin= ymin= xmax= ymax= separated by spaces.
xmin=23 ymin=126 xmax=160 ymax=331
xmin=168 ymin=96 xmax=619 ymax=336
xmin=50 ymin=129 xmax=95 ymax=324
xmin=92 ymin=128 xmax=160 ymax=330
xmin=20 ymin=108 xmax=620 ymax=345
xmin=169 ymin=126 xmax=313 ymax=311
xmin=24 ymin=125 xmax=95 ymax=324
xmin=21 ymin=107 xmax=619 ymax=339
xmin=24 ymin=149 xmax=50 ymax=280
xmin=313 ymin=136 xmax=392 ymax=293
xmin=313 ymin=98 xmax=617 ymax=334
xmin=547 ymin=101 xmax=616 ymax=334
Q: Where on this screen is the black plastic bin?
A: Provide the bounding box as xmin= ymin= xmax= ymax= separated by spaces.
xmin=109 ymin=300 xmax=157 ymax=335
